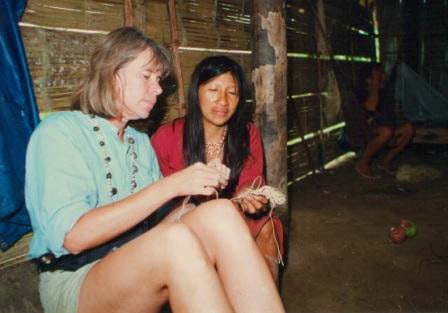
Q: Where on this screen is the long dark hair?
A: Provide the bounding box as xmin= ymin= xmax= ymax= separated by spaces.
xmin=183 ymin=55 xmax=253 ymax=196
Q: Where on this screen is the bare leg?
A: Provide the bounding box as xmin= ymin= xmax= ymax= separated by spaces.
xmin=380 ymin=122 xmax=414 ymax=169
xmin=355 ymin=125 xmax=393 ymax=177
xmin=165 ymin=203 xmax=282 ymax=281
xmin=78 ymin=223 xmax=233 ymax=313
xmin=256 ymin=221 xmax=280 ymax=281
xmin=178 ymin=199 xmax=285 ymax=313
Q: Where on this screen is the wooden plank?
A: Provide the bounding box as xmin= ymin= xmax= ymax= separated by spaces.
xmin=414 ymin=128 xmax=448 ymax=144
xmin=168 ymin=0 xmax=186 ymax=115
xmin=22 ymin=0 xmax=124 ymax=32
xmin=123 ymin=0 xmax=134 ymax=26
xmin=0 ymin=234 xmax=32 ymax=271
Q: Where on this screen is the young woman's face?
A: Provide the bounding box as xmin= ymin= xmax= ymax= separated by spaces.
xmin=198 ymin=72 xmax=239 ymax=129
xmin=115 ymin=48 xmax=163 ymax=121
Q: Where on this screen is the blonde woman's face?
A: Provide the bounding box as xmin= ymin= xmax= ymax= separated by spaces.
xmin=198 ymin=72 xmax=239 ymax=129
xmin=114 ymin=48 xmax=163 ymax=122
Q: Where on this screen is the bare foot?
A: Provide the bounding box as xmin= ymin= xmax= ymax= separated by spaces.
xmin=355 ymin=162 xmax=380 ymax=180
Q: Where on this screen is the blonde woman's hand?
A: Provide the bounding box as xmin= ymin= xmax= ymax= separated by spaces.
xmin=207 ymin=158 xmax=230 ymax=190
xmin=170 ymin=162 xmax=223 ymax=197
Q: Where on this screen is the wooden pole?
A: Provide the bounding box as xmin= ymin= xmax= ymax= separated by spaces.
xmin=167 ymin=0 xmax=186 ymax=116
xmin=251 ymin=0 xmax=288 ymax=221
xmin=123 ymin=0 xmax=134 ymax=26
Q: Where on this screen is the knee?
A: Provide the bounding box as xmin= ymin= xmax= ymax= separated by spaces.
xmin=163 ymin=223 xmax=194 ymax=241
xmin=161 ymin=224 xmax=206 ymax=263
xmin=154 ymin=224 xmax=212 ymax=280
xmin=202 ymin=199 xmax=241 ymax=221
xmin=197 ymin=199 xmax=252 ymax=238
xmin=377 ymin=127 xmax=393 ymax=142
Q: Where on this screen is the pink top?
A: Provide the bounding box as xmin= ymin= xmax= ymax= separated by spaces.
xmin=151 ymin=118 xmax=265 ymax=194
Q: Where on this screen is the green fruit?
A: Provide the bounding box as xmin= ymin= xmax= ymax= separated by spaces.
xmin=405 ymin=222 xmax=417 ymax=238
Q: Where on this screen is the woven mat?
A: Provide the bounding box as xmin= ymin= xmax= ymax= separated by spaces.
xmin=0 ymin=233 xmax=32 ymax=270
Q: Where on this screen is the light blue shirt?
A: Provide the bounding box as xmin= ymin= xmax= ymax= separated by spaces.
xmin=25 ymin=111 xmax=162 ymax=258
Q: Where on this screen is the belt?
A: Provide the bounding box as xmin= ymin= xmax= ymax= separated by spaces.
xmin=34 ymin=219 xmax=151 ymax=272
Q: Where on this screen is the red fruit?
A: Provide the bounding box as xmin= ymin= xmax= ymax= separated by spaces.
xmin=389 ymin=226 xmax=406 ymax=243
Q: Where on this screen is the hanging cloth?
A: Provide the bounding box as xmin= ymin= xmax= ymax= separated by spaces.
xmin=0 ymin=0 xmax=40 ymax=251
xmin=395 ymin=63 xmax=448 ymax=122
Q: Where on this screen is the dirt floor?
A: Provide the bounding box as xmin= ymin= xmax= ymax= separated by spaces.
xmin=1 ymin=144 xmax=447 ymax=313
xmin=281 ymin=143 xmax=448 ymax=313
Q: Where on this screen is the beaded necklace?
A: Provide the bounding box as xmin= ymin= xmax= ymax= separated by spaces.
xmin=205 ymin=126 xmax=227 ymax=161
xmin=89 ymin=115 xmax=139 ymax=199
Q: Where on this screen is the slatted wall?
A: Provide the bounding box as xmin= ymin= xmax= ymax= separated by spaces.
xmin=378 ymin=0 xmax=448 ymax=97
xmin=20 ymin=0 xmax=378 ymax=176
xmin=21 ymin=0 xmax=118 ymax=112
xmin=19 ymin=0 xmax=377 ymax=184
xmin=287 ymin=0 xmax=377 ymax=183
xmin=19 ymin=0 xmax=253 ymax=121
xmin=422 ymin=1 xmax=448 ymax=97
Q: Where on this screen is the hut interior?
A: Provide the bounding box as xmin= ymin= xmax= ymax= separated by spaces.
xmin=1 ymin=0 xmax=447 ymax=312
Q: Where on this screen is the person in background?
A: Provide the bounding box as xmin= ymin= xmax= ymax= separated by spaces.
xmin=25 ymin=27 xmax=285 ymax=313
xmin=151 ymin=55 xmax=284 ymax=279
xmin=354 ymin=62 xmax=415 ymax=179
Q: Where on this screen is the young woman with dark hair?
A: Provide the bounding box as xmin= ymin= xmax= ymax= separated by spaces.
xmin=152 ymin=55 xmax=284 ymax=278
xmin=183 ymin=56 xmax=251 ymax=197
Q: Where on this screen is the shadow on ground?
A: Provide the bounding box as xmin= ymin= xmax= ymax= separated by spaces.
xmin=282 ymin=144 xmax=448 ymax=313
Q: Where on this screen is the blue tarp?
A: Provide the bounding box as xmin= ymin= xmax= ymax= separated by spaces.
xmin=396 ymin=63 xmax=448 ymax=122
xmin=0 ymin=0 xmax=40 ymax=251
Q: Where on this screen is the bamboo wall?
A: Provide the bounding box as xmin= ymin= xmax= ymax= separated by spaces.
xmin=287 ymin=0 xmax=376 ymax=182
xmin=378 ymin=0 xmax=448 ymax=98
xmin=20 ymin=0 xmax=253 ymax=121
xmin=19 ymin=0 xmax=377 ymax=185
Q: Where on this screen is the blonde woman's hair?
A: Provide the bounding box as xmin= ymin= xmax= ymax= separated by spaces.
xmin=71 ymin=26 xmax=171 ymax=117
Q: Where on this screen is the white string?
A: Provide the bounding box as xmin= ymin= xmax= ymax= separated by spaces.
xmin=175 ymin=189 xmax=219 ymax=222
xmin=269 ymin=206 xmax=285 ymax=266
xmin=176 ymin=177 xmax=286 ymax=266
xmin=231 ymin=176 xmax=286 ymax=266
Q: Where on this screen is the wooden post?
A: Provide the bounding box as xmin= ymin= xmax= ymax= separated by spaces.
xmin=167 ymin=0 xmax=186 ymax=116
xmin=251 ymin=1 xmax=288 ymax=221
xmin=123 ymin=0 xmax=134 ymax=26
